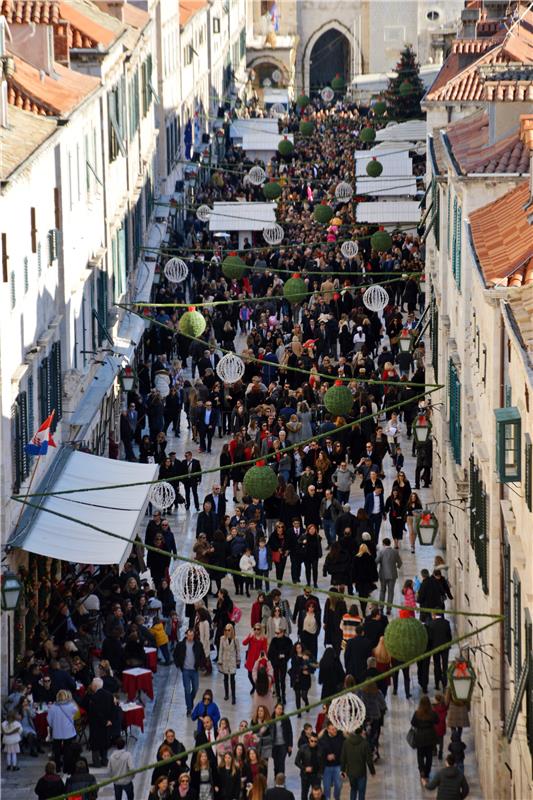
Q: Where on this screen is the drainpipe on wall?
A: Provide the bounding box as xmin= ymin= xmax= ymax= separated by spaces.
xmin=498 ymin=317 xmax=505 ymax=728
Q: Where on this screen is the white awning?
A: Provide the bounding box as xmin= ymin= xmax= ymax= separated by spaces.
xmin=355 ymin=201 xmax=421 ymax=224
xmin=17 ymin=451 xmax=159 ymax=567
xmin=375 ymin=120 xmax=427 ymax=143
xmin=208 ymin=201 xmax=277 ymax=232
xmin=229 ymin=118 xmax=279 ymax=139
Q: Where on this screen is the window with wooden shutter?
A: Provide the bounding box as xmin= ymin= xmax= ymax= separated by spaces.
xmin=448 ymin=360 xmax=461 ymax=464
xmin=514 ymin=570 xmax=522 ymax=686
xmin=50 ymin=341 xmax=62 ymax=424
xmin=431 ymin=299 xmax=438 ymax=381
xmin=23 ymin=257 xmax=29 ymax=293
xmin=503 ymin=538 xmax=512 ymax=665
xmin=469 ymin=454 xmax=489 ymax=594
xmin=30 ymin=207 xmax=37 ymax=253
xmin=11 ymin=392 xmax=29 ymax=492
xmin=451 ymin=198 xmax=462 ymax=289
xmin=524 ymin=434 xmax=532 ymax=511
xmin=39 ymin=356 xmax=51 ymax=423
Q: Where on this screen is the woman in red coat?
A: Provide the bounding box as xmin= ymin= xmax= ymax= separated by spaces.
xmin=432 ymin=692 xmax=447 ymax=760
xmin=250 ymin=593 xmax=266 ymax=628
xmin=242 ymin=624 xmax=268 ymax=694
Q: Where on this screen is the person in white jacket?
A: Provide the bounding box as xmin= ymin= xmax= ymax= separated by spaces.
xmin=239 ymin=548 xmax=256 ymax=598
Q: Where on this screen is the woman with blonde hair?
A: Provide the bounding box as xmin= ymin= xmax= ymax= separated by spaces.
xmin=247 ymin=773 xmax=267 ymax=800
xmin=352 ymin=543 xmax=378 ymax=616
xmin=46 ymin=690 xmax=78 ymax=773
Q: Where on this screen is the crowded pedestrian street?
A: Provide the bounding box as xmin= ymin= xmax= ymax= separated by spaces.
xmin=2 ymin=3 xmax=532 ymax=800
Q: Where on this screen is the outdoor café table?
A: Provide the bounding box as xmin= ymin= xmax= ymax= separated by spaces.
xmin=120 ymin=702 xmax=145 ymax=736
xmin=34 ymin=705 xmax=49 ymax=739
xmin=122 ymin=667 xmax=154 ymax=702
xmin=144 ymin=647 xmax=158 ymax=673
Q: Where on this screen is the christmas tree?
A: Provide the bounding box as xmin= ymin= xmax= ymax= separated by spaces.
xmin=385 ymin=45 xmax=425 ymax=121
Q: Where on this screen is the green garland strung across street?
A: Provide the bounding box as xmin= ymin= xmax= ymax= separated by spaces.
xmin=11 ymin=493 xmax=499 ymax=622
xmin=42 ymin=616 xmax=501 ymax=800
xmin=16 ymin=387 xmax=441 ymax=500
xmin=126 ymin=306 xmax=440 ymax=390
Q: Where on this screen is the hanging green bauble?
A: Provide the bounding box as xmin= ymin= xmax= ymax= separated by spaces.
xmin=331 ymin=74 xmax=345 ymax=92
xmin=296 ymin=94 xmax=310 ymax=109
xmin=299 ymin=120 xmax=315 ymax=137
xmin=283 ymin=273 xmax=307 ymax=304
xmin=222 ymin=253 xmax=246 ymax=280
xmin=179 ymin=306 xmax=206 ymax=338
xmin=263 ymin=181 xmax=282 ymax=200
xmin=366 ymin=159 xmax=383 ymax=178
xmin=313 ymin=204 xmax=334 ymax=224
xmin=384 ymin=618 xmax=428 ymax=663
xmin=373 ymin=100 xmax=387 ymax=116
xmin=360 ymin=127 xmax=376 ymax=143
xmin=243 ymin=462 xmax=279 ymax=500
xmin=399 ymin=80 xmax=413 ymax=97
xmin=371 ymin=230 xmax=393 ymax=251
xmin=278 ymin=138 xmax=294 ymax=157
xmin=324 ymin=380 xmax=353 ymax=417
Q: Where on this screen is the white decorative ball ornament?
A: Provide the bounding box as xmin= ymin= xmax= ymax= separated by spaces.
xmin=341 ymin=240 xmax=359 ymax=259
xmin=196 ymin=204 xmax=212 ymax=223
xmin=335 ymin=181 xmax=354 ymax=203
xmin=149 ymin=481 xmax=176 ymax=510
xmin=263 ymin=78 xmax=272 ymax=88
xmin=164 ymin=257 xmax=189 ymax=283
xmin=363 ymin=284 xmax=390 ymax=312
xmin=248 ymin=165 xmax=267 ymax=186
xmin=263 ymin=223 xmax=284 ymax=246
xmin=321 ymin=86 xmax=335 ymax=103
xmin=270 ymin=103 xmax=286 ymax=118
xmin=328 ymin=692 xmax=366 ymax=734
xmin=272 ymin=69 xmax=282 ymax=83
xmin=216 ymin=352 xmax=245 ymax=384
xmin=171 ymin=562 xmax=211 ymax=604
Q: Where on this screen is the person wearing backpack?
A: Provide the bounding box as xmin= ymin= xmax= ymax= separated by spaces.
xmin=218 ymin=624 xmax=241 ymax=704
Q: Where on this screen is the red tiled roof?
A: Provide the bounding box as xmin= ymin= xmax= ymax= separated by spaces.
xmin=1 ymin=0 xmax=60 ymax=23
xmin=7 ymin=51 xmax=99 ymax=117
xmin=444 ymin=110 xmax=530 ymax=174
xmin=123 ymin=3 xmax=149 ymax=30
xmin=58 ymin=1 xmax=119 ymax=47
xmin=451 ymin=38 xmax=496 ymax=55
xmin=426 ymin=10 xmax=533 ymax=102
xmin=179 ymin=0 xmax=207 ymax=27
xmin=469 ymin=181 xmax=533 ymax=287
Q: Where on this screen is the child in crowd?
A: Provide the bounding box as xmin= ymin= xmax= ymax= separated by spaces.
xmin=2 ymin=711 xmax=23 ymax=771
xmin=239 ymin=548 xmax=256 ymax=598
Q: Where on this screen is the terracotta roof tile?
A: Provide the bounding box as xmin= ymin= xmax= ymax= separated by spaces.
xmin=426 ymin=10 xmax=533 ymax=103
xmin=123 ymin=3 xmax=149 ymax=30
xmin=179 ymin=0 xmax=207 ymax=27
xmin=0 ymin=105 xmax=57 ymax=181
xmin=470 ymin=181 xmax=533 ymax=287
xmin=451 ymin=38 xmax=496 ymax=55
xmin=1 ymin=0 xmax=60 ymax=23
xmin=58 ymin=0 xmax=122 ymax=47
xmin=7 ymin=51 xmax=99 ymax=117
xmin=444 ymin=110 xmax=530 ymax=175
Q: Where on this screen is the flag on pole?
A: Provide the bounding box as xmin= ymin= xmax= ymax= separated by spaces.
xmin=26 ymin=411 xmax=56 ymax=456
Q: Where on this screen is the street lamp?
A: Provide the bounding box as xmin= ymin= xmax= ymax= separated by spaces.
xmin=413 ymin=415 xmax=432 ymax=444
xmin=447 ymin=657 xmax=476 ymax=702
xmin=153 ymin=269 xmax=161 ymax=286
xmin=416 ymin=509 xmax=439 ymax=546
xmin=120 ymin=366 xmax=135 ymax=392
xmin=399 ymin=329 xmax=413 ymax=353
xmin=1 ymin=571 xmax=22 ymax=611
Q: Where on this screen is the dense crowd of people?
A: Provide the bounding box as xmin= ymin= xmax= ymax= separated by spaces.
xmin=3 ymin=94 xmax=472 ymax=800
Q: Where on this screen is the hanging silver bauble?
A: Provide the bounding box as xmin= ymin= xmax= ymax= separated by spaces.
xmin=270 ymin=103 xmax=286 ymax=118
xmin=272 ymin=69 xmax=282 ymax=83
xmin=148 ymin=481 xmax=176 ymax=511
xmin=247 ymin=165 xmax=267 ymax=186
xmin=335 ymin=181 xmax=354 ymax=203
xmin=164 ymin=257 xmax=189 ymax=284
xmin=170 ymin=562 xmax=210 ymax=604
xmin=216 ymin=352 xmax=245 ymax=384
xmin=263 ymin=223 xmax=284 ymax=246
xmin=340 ymin=241 xmax=359 ymax=259
xmin=321 ymin=86 xmax=335 ymax=103
xmin=328 ymin=693 xmax=366 ymax=734
xmin=196 ymin=204 xmax=212 ymax=223
xmin=363 ymin=284 xmax=390 ymax=312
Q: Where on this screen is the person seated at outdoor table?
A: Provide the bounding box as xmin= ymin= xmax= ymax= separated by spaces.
xmin=101 ymin=627 xmax=126 ymax=675
xmin=32 ymin=673 xmax=55 ymax=704
xmin=73 ymin=624 xmax=97 ymax=664
xmin=132 ymin=615 xmax=157 ymax=648
xmin=34 ymin=761 xmax=66 ymax=800
xmin=97 ymin=660 xmax=120 ymax=694
xmin=3 ymin=678 xmax=27 ymax=714
xmin=70 ymin=653 xmax=94 ymax=688
xmin=123 ymin=630 xmax=146 ymax=668
xmin=17 ymin=695 xmax=43 ymax=756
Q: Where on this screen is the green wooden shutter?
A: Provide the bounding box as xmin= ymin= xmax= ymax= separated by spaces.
xmin=39 ymin=357 xmax=51 ymax=421
xmin=431 ymin=300 xmax=439 ymax=381
xmin=514 ymin=570 xmax=522 ymax=686
xmin=449 ymin=360 xmax=461 ymax=464
xmin=525 ymin=434 xmax=532 ymax=512
xmin=503 ymin=539 xmax=512 ymax=664
xmin=50 ymin=341 xmax=62 ymax=424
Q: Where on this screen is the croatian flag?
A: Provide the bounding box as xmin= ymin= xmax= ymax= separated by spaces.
xmin=26 ymin=411 xmax=56 ymax=456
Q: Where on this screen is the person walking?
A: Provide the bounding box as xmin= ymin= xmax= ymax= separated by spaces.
xmin=181 ymin=451 xmax=201 ymax=511
xmin=34 ymin=762 xmax=65 ymax=800
xmin=46 ymin=689 xmax=78 ymax=773
xmin=173 ymin=628 xmax=205 ymax=716
xmin=319 ymin=720 xmax=344 ymax=800
xmin=108 ymin=737 xmax=134 ymax=800
xmin=423 ymin=754 xmax=470 ymax=798
xmin=295 ymin=731 xmax=323 ymax=800
xmin=340 ymin=729 xmax=376 ymax=800
xmin=269 ymin=703 xmax=293 ymax=777
xmin=243 ymin=623 xmax=269 ymax=694
xmin=345 ymin=625 xmax=373 ymax=683
xmin=427 ymin=613 xmax=452 ymax=690
xmin=218 ymin=624 xmax=240 ymax=704
xmin=411 ymin=695 xmax=439 ymax=784
xmin=331 ymin=461 xmax=355 ymax=504
xmin=264 ymin=773 xmax=295 ymax=800
xmin=268 ymin=627 xmax=293 ymax=705
xmin=363 ymin=487 xmax=385 ymax=543
xmin=320 ymin=489 xmax=342 ymax=548
xmin=375 ymin=539 xmax=402 ymax=614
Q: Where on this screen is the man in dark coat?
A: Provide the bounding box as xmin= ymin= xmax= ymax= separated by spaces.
xmin=363 ymin=606 xmax=389 ymax=649
xmin=344 ymin=625 xmax=373 ymax=683
xmin=417 ymin=569 xmax=446 ymax=621
xmin=180 ymin=451 xmax=201 ymax=511
xmin=265 ymin=773 xmax=295 ymax=800
xmin=424 ymin=754 xmax=470 ymax=798
xmin=427 ymin=613 xmax=452 ymax=690
xmin=80 ymin=678 xmax=115 ymax=767
xmin=203 ymin=485 xmax=226 ymax=526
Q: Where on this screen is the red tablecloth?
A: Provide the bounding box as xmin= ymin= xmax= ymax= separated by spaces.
xmin=144 ymin=647 xmax=158 ymax=673
xmin=34 ymin=710 xmax=48 ymax=740
xmin=121 ymin=704 xmax=145 ymax=733
xmin=122 ymin=668 xmax=154 ymax=702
